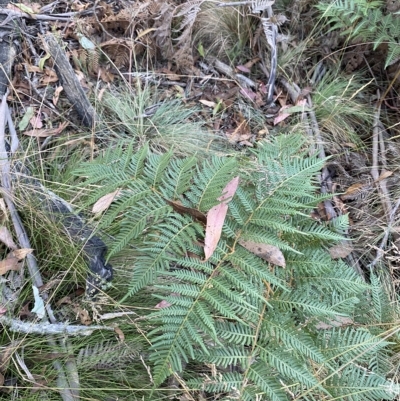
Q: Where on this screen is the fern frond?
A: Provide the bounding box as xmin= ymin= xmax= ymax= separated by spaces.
xmin=247 ymin=363 xmax=289 ymax=401
xmin=160 ymin=156 xmax=198 ymax=199
xmin=77 ymin=340 xmax=140 ymax=369
xmin=108 ymin=197 xmax=171 ymax=259
xmin=78 ymin=134 xmax=396 ymax=399
xmin=369 ymin=271 xmax=396 ymax=324
xmin=320 ymin=327 xmax=391 ymax=363
xmin=259 ymin=346 xmax=322 ymax=390
xmin=316 ymin=0 xmax=399 ymax=69
xmin=326 ymin=364 xmax=397 ymax=400
xmin=265 ymin=314 xmax=328 ymax=365
xmin=185 ymin=156 xmax=238 ymax=211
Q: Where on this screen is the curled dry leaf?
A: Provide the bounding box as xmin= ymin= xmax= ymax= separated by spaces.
xmin=329 ymin=242 xmax=353 ymax=259
xmin=377 ymin=170 xmax=393 ymax=182
xmin=204 ymin=176 xmax=240 ymax=261
xmin=155 ymin=299 xmax=172 ymax=309
xmin=165 ymin=199 xmax=206 ymax=224
xmin=0 ymin=248 xmax=32 ymax=275
xmin=23 ymin=121 xmax=69 ymax=137
xmin=29 ymin=112 xmax=43 ymax=129
xmin=114 ymin=327 xmax=125 ymax=342
xmin=13 ymin=248 xmax=33 ymax=259
xmin=53 ymin=86 xmax=63 ymax=106
xmin=236 ymin=65 xmax=251 ymax=73
xmin=39 ymin=68 xmax=58 ymax=85
xmin=0 ymin=226 xmax=18 ymax=250
xmin=341 ymin=182 xmax=367 ymax=200
xmin=199 ymin=99 xmax=216 ymax=108
xmin=92 ymin=189 xmax=121 ymax=214
xmin=239 ymin=240 xmax=286 ymax=267
xmin=76 ymin=307 xmax=92 ymax=326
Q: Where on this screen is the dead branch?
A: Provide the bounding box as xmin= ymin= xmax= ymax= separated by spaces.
xmin=209 ymin=57 xmax=256 ymax=88
xmin=43 ymin=32 xmax=96 ymax=127
xmin=0 ymin=9 xmax=91 ymax=26
xmin=0 ymin=315 xmax=115 ymax=336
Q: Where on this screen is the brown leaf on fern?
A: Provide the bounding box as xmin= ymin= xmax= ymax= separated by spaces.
xmin=239 ymin=240 xmax=286 ymax=268
xmin=204 ymin=177 xmax=239 ymax=261
xmin=165 ymin=199 xmax=206 ymax=224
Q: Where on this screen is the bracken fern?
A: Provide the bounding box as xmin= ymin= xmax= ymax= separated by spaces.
xmin=75 ymin=134 xmax=399 ymax=400
xmin=316 ymin=0 xmax=400 ymax=68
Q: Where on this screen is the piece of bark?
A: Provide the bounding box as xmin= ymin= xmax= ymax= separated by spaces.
xmin=0 ymin=0 xmax=16 ymax=96
xmin=43 ymin=32 xmax=96 ymax=127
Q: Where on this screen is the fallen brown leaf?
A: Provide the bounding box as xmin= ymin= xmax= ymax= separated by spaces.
xmin=204 ymin=177 xmax=240 ymax=261
xmin=23 ymin=121 xmax=69 ymax=137
xmin=76 ymin=308 xmax=91 ymax=326
xmin=0 ymin=226 xmax=17 ymax=250
xmin=0 ymin=341 xmax=22 ymax=375
xmin=39 ymin=68 xmax=58 ymax=85
xmin=341 ymin=182 xmax=365 ymax=200
xmin=199 ymin=99 xmax=216 ymax=108
xmin=29 ymin=112 xmax=43 ymax=129
xmin=236 ymin=64 xmax=251 ymax=73
xmin=92 ymin=189 xmax=121 ymax=214
xmin=0 ymin=248 xmax=32 ymax=275
xmin=239 ymin=240 xmax=286 ymax=267
xmin=377 ymin=170 xmax=393 ymax=182
xmin=13 ymin=248 xmax=33 ymax=259
xmin=99 ymin=67 xmax=114 ymax=83
xmin=329 ymin=242 xmax=353 ymax=259
xmin=114 ymin=327 xmax=125 ymax=342
xmin=155 ymin=300 xmax=172 ymax=309
xmin=165 ymin=199 xmax=206 ymax=224
xmin=52 ymin=86 xmax=63 ymax=106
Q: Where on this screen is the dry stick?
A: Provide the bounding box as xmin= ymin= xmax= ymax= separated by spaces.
xmin=217 ymin=1 xmax=253 ymax=5
xmin=369 ymin=197 xmax=400 ymax=270
xmin=0 ymin=315 xmax=115 ymax=336
xmin=0 ymin=9 xmax=91 ymax=25
xmin=371 ymin=103 xmax=392 ymax=218
xmin=262 ymin=6 xmax=278 ymax=105
xmin=43 ymin=32 xmax=96 ymax=128
xmin=210 ymin=57 xmax=256 ymax=88
xmin=369 ymin=100 xmax=395 ymax=269
xmin=0 ymin=93 xmax=78 ymax=401
xmin=377 ymin=124 xmax=393 ymax=219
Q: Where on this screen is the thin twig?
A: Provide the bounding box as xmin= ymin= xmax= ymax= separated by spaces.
xmin=369 ymin=197 xmax=400 ymax=270
xmin=0 ymin=9 xmax=92 ymax=26
xmin=217 ymin=1 xmax=255 ymax=6
xmin=371 ymin=102 xmax=380 ymax=182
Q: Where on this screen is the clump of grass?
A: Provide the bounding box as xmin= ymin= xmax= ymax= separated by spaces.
xmin=98 ymin=83 xmax=231 ymax=156
xmin=194 ymin=3 xmax=258 ymax=64
xmin=312 ymin=71 xmax=373 ymax=148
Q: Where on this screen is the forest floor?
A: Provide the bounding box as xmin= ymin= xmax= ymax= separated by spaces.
xmin=0 ymin=0 xmax=399 ymax=400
